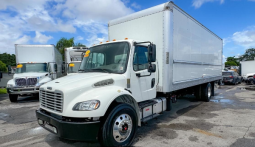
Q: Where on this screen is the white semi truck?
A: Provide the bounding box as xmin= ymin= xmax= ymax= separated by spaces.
xmin=36 ymin=2 xmax=222 ymax=146
xmin=7 ymin=44 xmax=63 ymax=102
xmin=240 ymin=60 xmax=255 ymax=84
xmin=64 ymin=47 xmax=87 ymax=74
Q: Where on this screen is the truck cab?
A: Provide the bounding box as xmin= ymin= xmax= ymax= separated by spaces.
xmin=36 ymin=39 xmax=157 ymax=146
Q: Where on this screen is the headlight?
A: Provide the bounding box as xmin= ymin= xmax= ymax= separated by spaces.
xmin=93 ymin=79 xmax=114 ymax=87
xmin=7 ymin=84 xmax=13 ymax=88
xmin=73 ymin=100 xmax=100 ymax=111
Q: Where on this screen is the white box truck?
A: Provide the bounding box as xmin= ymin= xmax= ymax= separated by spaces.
xmin=64 ymin=47 xmax=87 ymax=74
xmin=36 ymin=2 xmax=222 ymax=146
xmin=240 ymin=60 xmax=255 ymax=84
xmin=7 ymin=44 xmax=63 ymax=102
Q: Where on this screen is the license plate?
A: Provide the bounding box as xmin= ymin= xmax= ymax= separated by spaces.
xmin=44 ymin=123 xmax=55 ymax=132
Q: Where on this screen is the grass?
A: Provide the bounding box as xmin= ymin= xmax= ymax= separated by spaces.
xmin=0 ymin=88 xmax=7 ymax=94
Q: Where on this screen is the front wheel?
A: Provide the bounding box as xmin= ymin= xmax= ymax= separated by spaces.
xmin=9 ymin=94 xmax=18 ymax=102
xmin=100 ymin=103 xmax=138 ymax=146
xmin=202 ymin=83 xmax=212 ymax=102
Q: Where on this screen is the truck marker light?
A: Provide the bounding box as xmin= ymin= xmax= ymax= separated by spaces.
xmin=69 ymin=63 xmax=75 ymax=67
xmin=106 ymin=41 xmax=109 ymax=42
xmin=100 ymin=42 xmax=103 ymax=44
xmin=125 ymin=38 xmax=128 ymax=40
xmin=84 ymin=50 xmax=90 ymax=57
xmin=17 ymin=64 xmax=23 ymax=68
xmin=113 ymin=39 xmax=116 ymax=41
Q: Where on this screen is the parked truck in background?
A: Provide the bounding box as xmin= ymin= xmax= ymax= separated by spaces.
xmin=36 ymin=2 xmax=222 ymax=146
xmin=240 ymin=60 xmax=255 ymax=84
xmin=7 ymin=44 xmax=63 ymax=102
xmin=64 ymin=47 xmax=87 ymax=74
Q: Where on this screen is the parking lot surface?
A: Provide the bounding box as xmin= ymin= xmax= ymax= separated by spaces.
xmin=0 ymin=84 xmax=255 ymax=147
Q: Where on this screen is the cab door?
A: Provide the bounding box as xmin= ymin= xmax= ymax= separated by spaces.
xmin=130 ymin=45 xmax=156 ymax=102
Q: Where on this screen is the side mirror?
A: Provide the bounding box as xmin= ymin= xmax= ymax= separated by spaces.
xmin=148 ymin=64 xmax=156 ymax=72
xmin=148 ymin=44 xmax=156 ymax=62
xmin=54 ymin=64 xmax=58 ymax=72
xmin=8 ymin=65 xmax=11 ymax=74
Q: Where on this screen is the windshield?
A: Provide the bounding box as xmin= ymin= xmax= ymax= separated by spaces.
xmin=16 ymin=63 xmax=47 ymax=73
xmin=222 ymin=72 xmax=232 ymax=76
xmin=79 ymin=42 xmax=130 ymax=74
xmin=68 ymin=62 xmax=82 ymax=73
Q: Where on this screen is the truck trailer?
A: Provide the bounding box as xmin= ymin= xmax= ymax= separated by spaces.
xmin=36 ymin=2 xmax=222 ymax=146
xmin=240 ymin=60 xmax=255 ymax=84
xmin=64 ymin=47 xmax=87 ymax=74
xmin=7 ymin=44 xmax=63 ymax=102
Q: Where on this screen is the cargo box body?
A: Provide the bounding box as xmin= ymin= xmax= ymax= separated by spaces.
xmin=240 ymin=60 xmax=255 ymax=78
xmin=109 ymin=2 xmax=222 ymax=93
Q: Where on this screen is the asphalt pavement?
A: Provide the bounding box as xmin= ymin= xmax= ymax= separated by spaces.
xmin=0 ymin=73 xmax=13 ymax=87
xmin=0 ymin=84 xmax=255 ymax=147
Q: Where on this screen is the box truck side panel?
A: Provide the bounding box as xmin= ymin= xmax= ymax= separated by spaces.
xmin=241 ymin=60 xmax=255 ymax=76
xmin=15 ymin=45 xmax=55 ymax=63
xmin=170 ymin=6 xmax=222 ymax=91
xmin=109 ymin=12 xmax=165 ymax=92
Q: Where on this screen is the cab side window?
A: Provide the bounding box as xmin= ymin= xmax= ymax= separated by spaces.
xmin=133 ymin=46 xmax=148 ymax=71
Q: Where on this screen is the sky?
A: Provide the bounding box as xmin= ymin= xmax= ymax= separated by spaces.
xmin=0 ymin=0 xmax=255 ymax=62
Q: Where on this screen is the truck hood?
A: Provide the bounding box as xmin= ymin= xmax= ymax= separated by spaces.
xmin=14 ymin=72 xmax=48 ymax=79
xmin=41 ymin=72 xmax=127 ymax=92
xmin=243 ymin=73 xmax=255 ymax=78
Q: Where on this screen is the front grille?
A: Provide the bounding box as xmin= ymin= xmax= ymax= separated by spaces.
xmin=15 ymin=78 xmax=26 ymax=86
xmin=27 ymin=78 xmax=37 ymax=86
xmin=40 ymin=90 xmax=63 ymax=113
xmin=15 ymin=78 xmax=37 ymax=86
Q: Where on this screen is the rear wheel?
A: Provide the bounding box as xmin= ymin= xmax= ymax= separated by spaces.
xmin=100 ymin=103 xmax=138 ymax=146
xmin=201 ymin=83 xmax=212 ymax=102
xmin=9 ymin=94 xmax=18 ymax=102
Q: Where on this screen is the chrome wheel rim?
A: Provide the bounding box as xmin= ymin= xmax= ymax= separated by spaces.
xmin=113 ymin=114 xmax=132 ymax=143
xmin=208 ymin=86 xmax=211 ymax=98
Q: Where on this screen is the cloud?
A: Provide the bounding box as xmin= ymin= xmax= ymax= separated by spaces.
xmin=56 ymin=0 xmax=134 ymax=46
xmin=33 ymin=31 xmax=53 ymax=43
xmin=131 ymin=2 xmax=141 ymax=9
xmin=232 ymin=28 xmax=255 ymax=48
xmin=192 ymin=0 xmax=224 ymax=8
xmin=76 ymin=36 xmax=84 ymax=41
xmin=0 ymin=0 xmax=135 ymax=54
xmin=60 ymin=0 xmax=134 ymax=22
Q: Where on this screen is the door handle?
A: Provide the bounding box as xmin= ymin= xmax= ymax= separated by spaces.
xmin=151 ymin=78 xmax=155 ymax=88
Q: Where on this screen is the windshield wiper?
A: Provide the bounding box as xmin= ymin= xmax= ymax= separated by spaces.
xmin=78 ymin=69 xmax=85 ymax=72
xmin=89 ymin=68 xmax=111 ymax=73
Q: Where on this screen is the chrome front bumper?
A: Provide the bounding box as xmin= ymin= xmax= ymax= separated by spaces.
xmin=7 ymin=86 xmax=40 ymax=94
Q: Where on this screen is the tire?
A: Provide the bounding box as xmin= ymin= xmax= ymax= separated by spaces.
xmin=194 ymin=85 xmax=202 ymax=100
xmin=201 ymin=83 xmax=212 ymax=102
xmin=9 ymin=94 xmax=18 ymax=102
xmin=100 ymin=103 xmax=138 ymax=146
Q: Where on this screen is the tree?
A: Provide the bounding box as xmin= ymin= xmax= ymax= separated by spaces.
xmin=239 ymin=48 xmax=255 ymax=61
xmin=56 ymin=37 xmax=86 ymax=60
xmin=226 ymin=57 xmax=239 ymax=66
xmin=225 ymin=61 xmax=237 ymax=66
xmin=0 ymin=53 xmax=16 ymax=66
xmin=0 ymin=60 xmax=7 ymax=72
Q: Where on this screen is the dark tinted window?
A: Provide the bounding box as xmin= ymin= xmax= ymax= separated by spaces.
xmin=133 ymin=46 xmax=148 ymax=71
xmin=222 ymin=72 xmax=232 ymax=76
